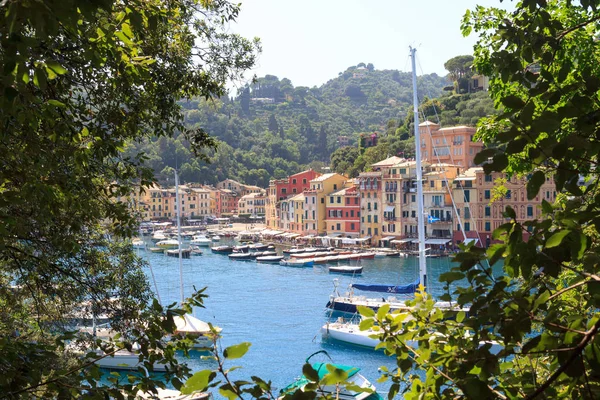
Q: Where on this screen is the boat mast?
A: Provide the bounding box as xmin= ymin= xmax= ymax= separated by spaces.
xmin=410 ymin=47 xmax=427 ymax=289
xmin=175 ymin=170 xmax=184 ymax=304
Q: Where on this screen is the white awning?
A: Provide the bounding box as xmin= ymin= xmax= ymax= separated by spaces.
xmin=384 ymin=205 xmax=395 ymax=212
xmin=356 ymin=236 xmax=372 ymax=242
xmin=463 ymin=238 xmax=479 ymax=245
xmin=455 ymin=176 xmax=476 ymax=181
xmin=424 ymin=238 xmax=452 ymax=245
xmin=390 ymin=238 xmax=413 ymax=244
xmin=381 ymin=236 xmax=396 ymax=241
xmin=327 ymin=233 xmax=342 ymax=237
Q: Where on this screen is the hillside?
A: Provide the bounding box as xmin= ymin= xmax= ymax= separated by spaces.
xmin=126 ymin=64 xmax=494 ymax=187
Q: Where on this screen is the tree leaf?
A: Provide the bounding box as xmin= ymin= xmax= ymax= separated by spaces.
xmin=545 ymin=230 xmax=571 ymax=248
xmin=357 ymin=305 xmax=375 ymax=318
xmin=501 ymin=95 xmax=525 ymax=110
xmin=527 ymin=171 xmax=545 ymax=200
xmin=223 ymin=342 xmax=251 ymax=360
xmin=181 ymin=370 xmax=216 ymax=394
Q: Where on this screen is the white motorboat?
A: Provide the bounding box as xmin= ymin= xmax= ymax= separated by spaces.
xmin=190 ymin=235 xmax=211 ymax=246
xmin=156 ymin=239 xmax=179 ymax=249
xmin=279 ymin=259 xmax=314 ymax=267
xmin=321 ymin=319 xmax=382 ymax=348
xmin=210 ymin=235 xmax=221 ymax=242
xmin=132 ymin=238 xmax=146 ymax=249
xmin=256 ymin=255 xmax=284 ymax=263
xmin=152 ymin=230 xmax=168 ymax=242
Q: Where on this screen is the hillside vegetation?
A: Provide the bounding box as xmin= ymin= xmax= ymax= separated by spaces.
xmin=127 ymin=63 xmax=497 ymax=186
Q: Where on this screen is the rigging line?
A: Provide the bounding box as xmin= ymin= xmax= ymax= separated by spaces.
xmin=416 ymin=56 xmax=443 ymax=127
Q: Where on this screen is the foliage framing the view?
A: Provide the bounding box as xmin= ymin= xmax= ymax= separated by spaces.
xmin=352 ymin=1 xmax=600 ymax=399
xmin=0 ymin=0 xmax=258 ymax=397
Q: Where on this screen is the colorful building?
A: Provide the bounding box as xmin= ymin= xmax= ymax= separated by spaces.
xmin=266 ymin=169 xmax=321 ymax=230
xmin=420 ymin=121 xmax=483 ymax=168
xmin=358 ymin=171 xmax=382 ymax=241
xmin=324 ymin=185 xmax=360 ymax=237
xmin=305 ymin=173 xmax=349 ymax=236
xmin=451 ymin=167 xmax=556 ymax=247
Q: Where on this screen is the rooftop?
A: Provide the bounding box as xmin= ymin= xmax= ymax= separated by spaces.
xmin=371 ymin=156 xmax=405 ymax=167
xmin=311 ymin=173 xmax=342 ymax=182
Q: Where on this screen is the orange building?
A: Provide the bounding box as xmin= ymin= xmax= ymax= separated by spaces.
xmin=419 ymin=121 xmax=483 ymax=168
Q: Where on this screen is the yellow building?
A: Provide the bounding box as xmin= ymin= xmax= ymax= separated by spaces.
xmin=305 ymin=173 xmax=348 ymax=236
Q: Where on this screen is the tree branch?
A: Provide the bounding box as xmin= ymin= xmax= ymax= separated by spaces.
xmin=525 ymin=316 xmax=600 ymax=400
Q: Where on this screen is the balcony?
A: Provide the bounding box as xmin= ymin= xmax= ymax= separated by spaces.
xmin=385 ymin=186 xmax=398 ymax=193
xmin=384 ymin=216 xmax=398 ymax=222
xmin=427 ymin=216 xmax=452 ymax=224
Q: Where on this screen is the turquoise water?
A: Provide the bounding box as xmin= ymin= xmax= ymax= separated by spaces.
xmin=138 ymin=240 xmax=468 ymax=396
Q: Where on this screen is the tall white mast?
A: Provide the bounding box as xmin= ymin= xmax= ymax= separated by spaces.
xmin=175 ymin=170 xmax=184 ymax=304
xmin=410 ymin=47 xmax=427 ymax=289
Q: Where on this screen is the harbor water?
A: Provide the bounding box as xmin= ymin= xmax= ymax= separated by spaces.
xmin=139 ymin=240 xmax=473 ymax=396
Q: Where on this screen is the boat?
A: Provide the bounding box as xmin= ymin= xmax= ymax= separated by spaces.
xmin=249 ymin=242 xmax=269 ymax=251
xmin=149 ymin=247 xmax=164 ymax=253
xmin=211 ymin=245 xmax=233 ymax=254
xmin=373 ymin=252 xmax=387 ymax=258
xmin=279 ymin=259 xmax=314 ymax=267
xmin=190 ymin=246 xmax=203 ymax=256
xmin=321 ymin=318 xmax=382 ymax=349
xmin=152 ymin=230 xmax=169 ymax=242
xmin=280 ymin=352 xmax=383 ymax=400
xmin=325 ymin=48 xmax=469 ymax=318
xmin=132 ymin=238 xmax=146 ymax=249
xmin=233 ymin=244 xmax=250 ymax=253
xmin=255 ymin=255 xmax=284 ymax=263
xmin=282 ymin=247 xmax=306 ymax=255
xmin=358 ymin=252 xmax=376 ymax=260
xmin=190 ymin=235 xmax=211 ymax=246
xmin=156 ymin=239 xmax=179 ymax=249
xmin=228 ymin=252 xmax=255 ymax=261
xmin=329 ymin=265 xmax=363 ymax=274
xmin=211 ymin=235 xmax=221 ymax=242
xmin=166 ymin=248 xmax=191 ymax=259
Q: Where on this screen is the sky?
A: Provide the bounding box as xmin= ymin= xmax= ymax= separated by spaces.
xmin=228 ymin=0 xmax=511 ymax=89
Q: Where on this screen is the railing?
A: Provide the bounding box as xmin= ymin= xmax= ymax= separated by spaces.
xmin=384 ymin=216 xmax=398 ymax=221
xmin=385 ymin=186 xmax=398 ymax=192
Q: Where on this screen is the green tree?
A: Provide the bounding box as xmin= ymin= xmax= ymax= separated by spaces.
xmin=357 ymin=2 xmax=600 ymax=400
xmin=0 ymin=0 xmax=258 ymax=397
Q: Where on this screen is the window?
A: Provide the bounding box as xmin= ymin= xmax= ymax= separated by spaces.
xmin=465 ymin=222 xmax=470 ymax=231
xmin=484 ymin=190 xmax=490 ymax=199
xmin=411 ymin=211 xmax=416 ymax=218
xmin=331 ymin=225 xmax=334 ymax=230
xmin=464 ymin=190 xmax=470 ymax=202
xmin=351 ymin=223 xmax=355 ymax=230
xmin=374 ymin=215 xmax=378 ymax=223
xmin=374 ymin=202 xmax=378 ymax=210
xmin=506 ymin=190 xmax=512 ymax=199
xmin=303 ymin=178 xmax=307 ymax=184
xmin=400 ymin=168 xmax=406 ymax=174
xmin=321 ymin=198 xmax=324 ymax=203
xmin=361 ymin=217 xmax=364 ymax=222
xmin=333 ymin=184 xmax=337 ymax=190
xmin=527 ymin=205 xmax=533 ymax=217
xmin=336 ymin=223 xmax=341 ymax=230
xmin=330 ymin=196 xmax=334 ymax=203
xmin=368 ymin=228 xmax=372 ymax=235
xmin=337 ymin=197 xmax=341 ymax=204
xmin=292 ymin=179 xmax=296 ymax=184
xmin=374 ymin=228 xmax=378 ymax=235
xmin=367 ymin=215 xmax=371 ymax=223
xmin=430 ymin=181 xmax=434 ymax=188
xmin=464 ymin=207 xmax=470 ymax=219
xmin=350 ymin=210 xmax=354 ymax=217
xmin=411 ymin=195 xmax=416 ymax=202
xmin=485 ymin=206 xmax=491 ymax=217
xmin=485 ymin=221 xmax=491 ymax=231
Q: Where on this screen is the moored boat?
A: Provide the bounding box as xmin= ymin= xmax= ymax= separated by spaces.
xmin=329 ymin=265 xmax=363 ymax=274
xmin=279 ymin=259 xmax=314 ymax=267
xmin=256 ymin=255 xmax=284 ymax=263
xmin=190 ymin=235 xmax=211 ymax=246
xmin=165 ymin=248 xmax=191 ymax=259
xmin=229 ymin=252 xmax=254 ymax=261
xmin=211 ymin=245 xmax=233 ymax=254
xmin=156 ymin=239 xmax=179 ymax=249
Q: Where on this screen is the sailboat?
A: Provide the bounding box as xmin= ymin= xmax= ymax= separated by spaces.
xmin=323 ymin=49 xmax=467 ymax=347
xmin=171 ymin=170 xmax=219 ymax=348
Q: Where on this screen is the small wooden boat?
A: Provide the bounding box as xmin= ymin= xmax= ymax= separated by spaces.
xmin=156 ymin=239 xmax=179 ymax=249
xmin=249 ymin=243 xmax=269 ymax=251
xmin=149 ymin=247 xmax=164 ymax=253
xmin=211 ymin=245 xmax=233 ymax=254
xmin=166 ymin=248 xmax=191 ymax=259
xmin=252 ymin=250 xmax=277 ymax=257
xmin=283 ymin=247 xmax=306 ymax=255
xmin=256 ymin=255 xmax=284 ymax=263
xmin=279 ymin=259 xmax=314 ymax=267
xmin=358 ymin=252 xmax=376 ymax=260
xmin=190 ymin=246 xmax=203 ymax=256
xmin=329 ymin=265 xmax=363 ymax=274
